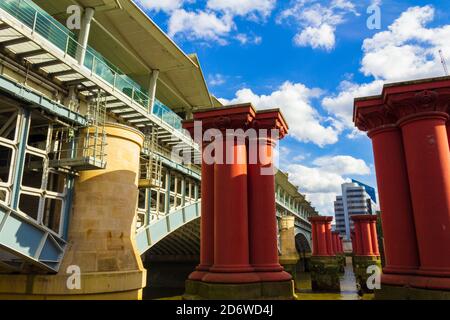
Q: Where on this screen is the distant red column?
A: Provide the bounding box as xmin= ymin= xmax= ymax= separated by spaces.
xmin=325 ymin=221 xmax=335 ymax=256
xmin=309 ymin=217 xmax=333 ymax=256
xmin=331 ymin=231 xmax=339 ymax=255
xmin=352 ymin=215 xmax=378 ymax=257
xmin=354 ymin=223 xmax=362 ymax=255
xmin=389 ymin=90 xmax=450 ymax=276
xmin=369 ymin=218 xmax=380 ymax=257
xmin=351 ymin=231 xmax=357 ymax=254
xmin=248 ymin=110 xmax=291 ymax=281
xmin=354 ymin=98 xmax=420 ymax=274
xmin=339 ymin=236 xmax=344 ymax=254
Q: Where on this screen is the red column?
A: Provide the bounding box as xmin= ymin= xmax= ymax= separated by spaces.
xmin=325 ymin=221 xmax=334 ymax=256
xmin=247 ymin=110 xmax=291 ymax=281
xmin=339 ymin=236 xmax=344 ymax=254
xmin=311 ymin=222 xmax=319 ymax=255
xmin=205 ymin=132 xmax=258 ymax=283
xmin=351 ymin=231 xmax=357 ymax=254
xmin=186 ymin=142 xmax=214 ymax=280
xmin=354 ymin=99 xmax=420 ymax=274
xmin=317 ymin=222 xmax=327 ymax=255
xmin=331 ymin=232 xmax=339 ymax=255
xmin=187 ymin=104 xmax=260 ymax=284
xmin=354 ymin=222 xmax=363 ymax=256
xmin=309 ymin=217 xmax=333 ymax=256
xmin=370 ymin=218 xmax=380 ymax=257
xmin=398 ymin=110 xmax=450 ymax=276
xmin=447 ymin=121 xmax=450 ymax=149
xmin=368 ymin=125 xmax=419 ymax=273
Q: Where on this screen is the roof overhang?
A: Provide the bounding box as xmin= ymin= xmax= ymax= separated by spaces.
xmin=33 ymin=0 xmax=213 ymax=109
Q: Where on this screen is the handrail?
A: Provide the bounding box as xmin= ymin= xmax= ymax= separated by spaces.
xmin=0 ymin=0 xmax=186 ymax=135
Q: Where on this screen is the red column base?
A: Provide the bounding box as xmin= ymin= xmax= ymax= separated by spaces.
xmin=383 ymin=266 xmax=418 ymax=275
xmin=188 ymin=270 xmax=209 ymax=281
xmin=382 ymin=273 xmax=450 ymax=291
xmin=256 ymin=271 xmax=292 ymax=282
xmin=202 ymin=272 xmax=261 ymax=284
xmin=417 ymin=267 xmax=450 ymax=277
xmin=252 ymin=263 xmax=284 ymax=272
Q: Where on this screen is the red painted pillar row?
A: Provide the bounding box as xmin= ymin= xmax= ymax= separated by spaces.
xmin=309 ymin=216 xmax=334 ymax=256
xmin=351 ymin=215 xmax=379 ymax=257
xmin=184 ymin=104 xmax=293 ymax=285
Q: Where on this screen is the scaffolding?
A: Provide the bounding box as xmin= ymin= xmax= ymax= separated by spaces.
xmin=139 ymin=126 xmax=163 ymax=189
xmin=48 ymin=90 xmax=107 ymax=171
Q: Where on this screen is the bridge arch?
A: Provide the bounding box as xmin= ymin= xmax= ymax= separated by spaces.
xmin=294 ymin=229 xmax=312 ymax=254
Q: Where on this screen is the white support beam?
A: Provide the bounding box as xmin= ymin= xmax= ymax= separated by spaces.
xmin=148 ymin=69 xmax=159 ymax=112
xmin=76 ymin=7 xmax=95 ymax=65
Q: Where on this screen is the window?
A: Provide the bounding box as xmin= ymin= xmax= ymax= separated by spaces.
xmin=47 ymin=171 xmax=66 ymax=193
xmin=0 ymin=108 xmax=18 ymax=141
xmin=0 ymin=188 xmax=8 ymax=203
xmin=22 ymin=153 xmax=45 ymax=189
xmin=0 ymin=144 xmax=13 ymax=184
xmin=42 ymin=197 xmax=63 ymax=233
xmin=138 ymin=189 xmax=146 ymax=210
xmin=19 ymin=193 xmax=41 ymax=220
xmin=27 ymin=113 xmax=50 ymax=151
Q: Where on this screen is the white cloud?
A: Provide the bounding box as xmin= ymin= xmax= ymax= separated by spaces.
xmin=313 ymin=155 xmax=371 ymax=175
xmin=360 ymin=5 xmax=450 ymax=82
xmin=168 ymin=9 xmax=235 ymax=45
xmin=321 ymin=80 xmax=384 ymax=130
xmin=294 ymin=24 xmax=336 ymax=50
xmin=285 ymin=155 xmax=371 ymax=215
xmin=207 ymin=0 xmax=276 ymax=20
xmin=208 ymin=73 xmax=226 ymax=86
xmin=135 ymin=0 xmax=186 ymax=12
xmin=219 ymin=81 xmax=340 ymax=147
xmin=236 ymin=33 xmax=263 ymax=45
xmin=278 ymin=0 xmax=359 ymax=51
xmin=320 ymin=5 xmax=450 ymax=134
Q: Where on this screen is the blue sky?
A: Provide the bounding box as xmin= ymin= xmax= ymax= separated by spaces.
xmin=135 ymin=0 xmax=450 ymax=216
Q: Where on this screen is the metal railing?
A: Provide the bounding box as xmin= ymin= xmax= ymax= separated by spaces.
xmin=0 ymin=0 xmax=185 ymax=133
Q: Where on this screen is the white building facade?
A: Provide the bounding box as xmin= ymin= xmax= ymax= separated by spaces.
xmin=334 ymin=181 xmax=378 ymax=240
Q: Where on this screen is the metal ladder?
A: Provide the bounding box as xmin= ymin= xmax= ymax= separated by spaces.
xmin=48 ymin=90 xmax=107 ymax=171
xmin=139 ymin=126 xmax=163 ymax=189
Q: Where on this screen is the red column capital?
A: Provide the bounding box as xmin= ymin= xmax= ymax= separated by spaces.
xmin=386 ymin=89 xmax=450 ymax=124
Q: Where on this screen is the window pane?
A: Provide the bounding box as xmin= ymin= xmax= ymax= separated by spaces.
xmin=19 ymin=193 xmax=40 ymax=220
xmin=47 ymin=171 xmax=66 ymax=193
xmin=138 ymin=189 xmax=146 ymax=210
xmin=22 ymin=153 xmax=45 ymax=189
xmin=0 ymin=145 xmax=13 ymax=184
xmin=0 ymin=188 xmax=8 ymax=203
xmin=28 ymin=113 xmax=50 ymax=150
xmin=0 ymin=109 xmax=18 ymax=141
xmin=43 ymin=198 xmax=63 ymax=233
